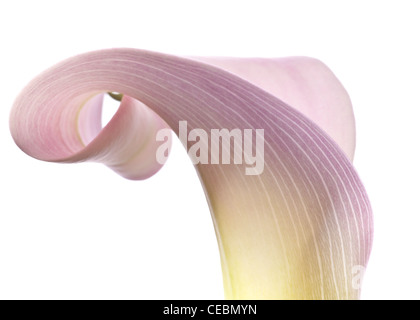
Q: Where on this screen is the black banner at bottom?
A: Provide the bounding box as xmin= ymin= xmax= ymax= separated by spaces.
xmin=143 ymin=300 xmax=359 ymax=318
xmin=2 ymin=299 xmax=363 ymax=317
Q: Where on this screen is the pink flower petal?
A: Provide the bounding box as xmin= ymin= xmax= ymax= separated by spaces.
xmin=194 ymin=56 xmax=355 ymax=160
xmin=10 ymin=48 xmax=372 ymax=299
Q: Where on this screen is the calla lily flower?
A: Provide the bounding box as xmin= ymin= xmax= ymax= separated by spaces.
xmin=10 ymin=49 xmax=373 ymax=300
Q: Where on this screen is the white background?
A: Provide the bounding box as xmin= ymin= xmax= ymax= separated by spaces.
xmin=0 ymin=0 xmax=419 ymax=300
